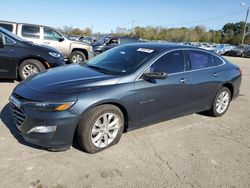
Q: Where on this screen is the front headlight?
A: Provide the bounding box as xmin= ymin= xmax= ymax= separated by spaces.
xmin=26 ymin=101 xmax=76 ymax=112
xmin=49 ymin=52 xmax=61 ymax=58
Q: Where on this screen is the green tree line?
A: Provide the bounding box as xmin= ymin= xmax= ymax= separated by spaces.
xmin=58 ymin=22 xmax=249 ymax=45
xmin=133 ymin=22 xmax=249 ymax=45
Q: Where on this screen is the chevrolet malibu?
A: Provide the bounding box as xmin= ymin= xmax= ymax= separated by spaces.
xmin=9 ymin=43 xmax=242 ymax=153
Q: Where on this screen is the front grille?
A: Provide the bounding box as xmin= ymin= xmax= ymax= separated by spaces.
xmin=9 ymin=98 xmax=26 ymax=127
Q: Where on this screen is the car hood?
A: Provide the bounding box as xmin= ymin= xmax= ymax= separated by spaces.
xmin=25 ymin=42 xmax=60 ymax=53
xmin=20 ymin=64 xmax=120 ymax=94
xmin=70 ymin=40 xmax=92 ymax=46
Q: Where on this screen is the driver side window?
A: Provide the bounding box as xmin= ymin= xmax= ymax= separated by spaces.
xmin=149 ymin=50 xmax=185 ymax=74
xmin=44 ymin=27 xmax=62 ymax=41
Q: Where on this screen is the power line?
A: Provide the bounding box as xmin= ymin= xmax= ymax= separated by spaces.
xmin=133 ymin=9 xmax=246 ymax=28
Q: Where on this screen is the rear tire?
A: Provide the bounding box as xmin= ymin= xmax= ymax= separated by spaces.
xmin=69 ymin=51 xmax=86 ymax=64
xmin=19 ymin=59 xmax=45 ymax=80
xmin=208 ymin=87 xmax=231 ymax=117
xmin=76 ymin=105 xmax=124 ymax=153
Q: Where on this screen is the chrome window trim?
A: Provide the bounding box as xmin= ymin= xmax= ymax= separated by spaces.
xmin=4 ymin=34 xmax=16 ymax=45
xmin=0 ymin=32 xmax=16 ymax=45
xmin=136 ymin=48 xmax=226 ymax=81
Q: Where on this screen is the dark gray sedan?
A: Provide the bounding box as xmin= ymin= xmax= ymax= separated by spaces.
xmin=9 ymin=43 xmax=242 ymax=153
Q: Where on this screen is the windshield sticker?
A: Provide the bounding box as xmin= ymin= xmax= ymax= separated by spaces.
xmin=137 ymin=48 xmax=154 ymax=53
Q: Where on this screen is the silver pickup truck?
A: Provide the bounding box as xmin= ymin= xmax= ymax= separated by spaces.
xmin=0 ymin=20 xmax=93 ymax=64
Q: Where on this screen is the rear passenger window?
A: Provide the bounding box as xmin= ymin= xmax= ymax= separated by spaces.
xmin=187 ymin=50 xmax=214 ymax=70
xmin=151 ymin=50 xmax=185 ymax=74
xmin=21 ymin=25 xmax=40 ymax=39
xmin=0 ymin=23 xmax=13 ymax=32
xmin=212 ymin=55 xmax=223 ymax=66
xmin=4 ymin=36 xmax=15 ymax=44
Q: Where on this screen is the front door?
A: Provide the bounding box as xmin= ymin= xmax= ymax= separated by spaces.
xmin=134 ymin=50 xmax=190 ymax=127
xmin=42 ymin=27 xmax=68 ymax=56
xmin=0 ymin=33 xmax=14 ymax=78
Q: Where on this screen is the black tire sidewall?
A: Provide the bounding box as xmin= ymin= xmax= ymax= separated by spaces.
xmin=19 ymin=59 xmax=45 ymax=80
xmin=212 ymin=87 xmax=231 ymax=117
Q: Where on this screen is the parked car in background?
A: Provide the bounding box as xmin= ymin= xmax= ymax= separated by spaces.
xmin=0 ymin=27 xmax=65 ymax=80
xmin=228 ymin=45 xmax=250 ymax=57
xmin=92 ymin=36 xmax=140 ymax=55
xmin=9 ymin=43 xmax=242 ymax=153
xmin=199 ymin=44 xmax=217 ymax=52
xmin=0 ymin=20 xmax=93 ymax=64
xmin=215 ymin=45 xmax=236 ymax=55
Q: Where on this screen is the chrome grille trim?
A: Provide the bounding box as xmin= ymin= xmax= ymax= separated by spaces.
xmin=9 ymin=96 xmax=26 ymax=127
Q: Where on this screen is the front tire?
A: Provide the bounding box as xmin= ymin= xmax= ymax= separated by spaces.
xmin=76 ymin=105 xmax=124 ymax=153
xmin=19 ymin=59 xmax=45 ymax=80
xmin=69 ymin=51 xmax=86 ymax=64
xmin=208 ymin=87 xmax=231 ymax=117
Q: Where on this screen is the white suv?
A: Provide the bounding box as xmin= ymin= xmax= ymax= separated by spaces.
xmin=0 ymin=20 xmax=93 ymax=64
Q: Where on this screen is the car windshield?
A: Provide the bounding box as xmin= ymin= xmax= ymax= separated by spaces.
xmin=0 ymin=26 xmax=25 ymax=42
xmin=85 ymin=45 xmax=157 ymax=76
xmin=94 ymin=37 xmax=110 ymax=45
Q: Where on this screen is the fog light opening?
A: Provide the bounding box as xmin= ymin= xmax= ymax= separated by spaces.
xmin=27 ymin=126 xmax=57 ymax=134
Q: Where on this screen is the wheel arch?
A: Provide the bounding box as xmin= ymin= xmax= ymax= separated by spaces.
xmin=222 ymin=83 xmax=234 ymax=99
xmin=18 ymin=56 xmax=50 ymax=69
xmin=75 ymin=100 xmax=130 ymax=135
xmin=71 ymin=48 xmax=88 ymax=60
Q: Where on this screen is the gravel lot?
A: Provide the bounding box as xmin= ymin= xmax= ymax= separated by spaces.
xmin=0 ymin=56 xmax=250 ymax=188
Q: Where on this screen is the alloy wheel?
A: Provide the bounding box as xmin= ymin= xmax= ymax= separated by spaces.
xmin=71 ymin=54 xmax=83 ymax=63
xmin=91 ymin=113 xmax=120 ymax=148
xmin=215 ymin=91 xmax=230 ymax=114
xmin=22 ymin=64 xmax=39 ymax=79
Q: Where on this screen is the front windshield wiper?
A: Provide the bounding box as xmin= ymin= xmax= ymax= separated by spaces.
xmin=86 ymin=64 xmax=112 ymax=75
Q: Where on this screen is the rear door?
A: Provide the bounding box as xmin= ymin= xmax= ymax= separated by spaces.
xmin=0 ymin=32 xmax=15 ymax=78
xmin=134 ymin=50 xmax=190 ymax=126
xmin=184 ymin=50 xmax=224 ymax=112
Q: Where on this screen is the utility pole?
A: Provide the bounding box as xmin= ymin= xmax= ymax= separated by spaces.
xmin=241 ymin=3 xmax=249 ymax=45
xmin=131 ymin=19 xmax=135 ymax=36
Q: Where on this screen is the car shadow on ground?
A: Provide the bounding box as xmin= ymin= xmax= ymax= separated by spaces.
xmin=0 ymin=79 xmax=15 ymax=83
xmin=0 ymin=103 xmax=42 ymax=150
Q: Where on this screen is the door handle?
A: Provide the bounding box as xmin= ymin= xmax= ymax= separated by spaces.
xmin=44 ymin=41 xmax=50 ymax=44
xmin=213 ymin=72 xmax=218 ymax=77
xmin=179 ymin=78 xmax=187 ymax=84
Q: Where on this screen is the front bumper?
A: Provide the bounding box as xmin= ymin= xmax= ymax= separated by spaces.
xmin=9 ymin=94 xmax=80 ymax=150
xmin=48 ymin=57 xmax=65 ymax=68
xmin=88 ymin=51 xmax=94 ymax=60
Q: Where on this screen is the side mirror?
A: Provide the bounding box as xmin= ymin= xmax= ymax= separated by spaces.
xmin=142 ymin=72 xmax=167 ymax=80
xmin=0 ymin=34 xmax=4 ymax=48
xmin=58 ymin=37 xmax=65 ymax=42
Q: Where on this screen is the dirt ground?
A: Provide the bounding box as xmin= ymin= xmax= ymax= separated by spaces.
xmin=0 ymin=56 xmax=250 ymax=188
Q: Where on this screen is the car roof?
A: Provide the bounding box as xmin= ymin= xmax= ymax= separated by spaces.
xmin=123 ymin=42 xmax=197 ymax=52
